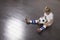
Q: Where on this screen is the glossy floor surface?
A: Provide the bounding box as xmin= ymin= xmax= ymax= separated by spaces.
xmin=0 ymin=0 xmax=60 ymax=40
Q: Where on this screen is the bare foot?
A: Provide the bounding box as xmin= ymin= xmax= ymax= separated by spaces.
xmin=25 ymin=17 xmax=30 ymax=24
xmin=37 ymin=28 xmax=42 ymax=32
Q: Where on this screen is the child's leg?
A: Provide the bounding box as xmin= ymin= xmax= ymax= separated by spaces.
xmin=37 ymin=25 xmax=47 ymax=32
xmin=25 ymin=17 xmax=39 ymax=24
xmin=29 ymin=19 xmax=39 ymax=24
xmin=40 ymin=25 xmax=46 ymax=30
xmin=25 ymin=17 xmax=40 ymax=24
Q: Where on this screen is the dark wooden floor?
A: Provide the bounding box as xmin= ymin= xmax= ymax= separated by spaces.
xmin=0 ymin=0 xmax=60 ymax=40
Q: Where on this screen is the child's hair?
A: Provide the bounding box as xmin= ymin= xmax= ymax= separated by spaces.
xmin=44 ymin=6 xmax=51 ymax=12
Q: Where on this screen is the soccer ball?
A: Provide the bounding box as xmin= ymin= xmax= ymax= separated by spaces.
xmin=39 ymin=17 xmax=47 ymax=24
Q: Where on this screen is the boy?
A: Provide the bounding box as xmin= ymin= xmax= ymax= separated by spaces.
xmin=25 ymin=6 xmax=54 ymax=32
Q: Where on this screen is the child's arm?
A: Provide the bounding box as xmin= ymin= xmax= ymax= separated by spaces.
xmin=44 ymin=19 xmax=53 ymax=27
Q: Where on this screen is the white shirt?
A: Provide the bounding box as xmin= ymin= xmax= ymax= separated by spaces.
xmin=44 ymin=12 xmax=54 ymax=26
xmin=44 ymin=12 xmax=53 ymax=22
